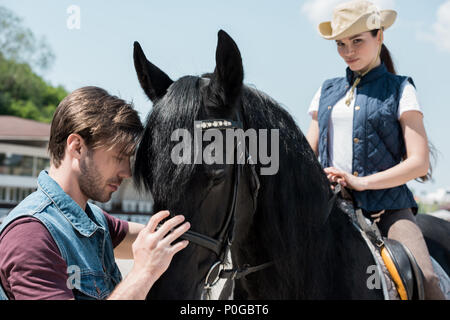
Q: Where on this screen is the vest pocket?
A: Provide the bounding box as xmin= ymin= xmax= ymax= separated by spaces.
xmin=72 ymin=270 xmax=112 ymax=300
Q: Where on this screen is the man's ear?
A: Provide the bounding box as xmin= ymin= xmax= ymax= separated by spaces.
xmin=66 ymin=134 xmax=85 ymax=160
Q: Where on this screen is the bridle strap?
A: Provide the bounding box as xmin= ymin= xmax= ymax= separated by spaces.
xmin=180 ymin=230 xmax=223 ymax=256
xmin=178 ymin=112 xmax=242 ymax=258
xmin=219 ymin=261 xmax=275 ymax=280
xmin=216 ymin=120 xmax=241 ymax=246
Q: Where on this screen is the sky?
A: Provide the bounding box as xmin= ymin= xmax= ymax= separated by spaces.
xmin=1 ymin=0 xmax=449 ymax=195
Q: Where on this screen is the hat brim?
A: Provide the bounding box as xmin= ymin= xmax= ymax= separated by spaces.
xmin=318 ymin=10 xmax=397 ymax=40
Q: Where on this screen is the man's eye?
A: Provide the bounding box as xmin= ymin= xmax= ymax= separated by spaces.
xmin=337 ymin=42 xmax=345 ymax=47
xmin=353 ymin=39 xmax=363 ymax=44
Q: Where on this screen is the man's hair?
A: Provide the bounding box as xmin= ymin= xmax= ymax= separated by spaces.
xmin=48 ymin=86 xmax=144 ymax=167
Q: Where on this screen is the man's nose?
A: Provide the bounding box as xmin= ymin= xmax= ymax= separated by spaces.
xmin=119 ymin=159 xmax=132 ymax=179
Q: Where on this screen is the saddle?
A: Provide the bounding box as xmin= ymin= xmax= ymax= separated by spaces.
xmin=381 ymin=238 xmax=424 ymax=300
xmin=334 ymin=185 xmax=425 ymax=300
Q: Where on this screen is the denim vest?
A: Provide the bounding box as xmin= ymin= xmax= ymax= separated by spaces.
xmin=0 ymin=171 xmax=122 ymax=300
xmin=318 ymin=63 xmax=418 ymax=213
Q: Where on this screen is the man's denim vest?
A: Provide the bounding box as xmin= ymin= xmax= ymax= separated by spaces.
xmin=318 ymin=63 xmax=418 ymax=213
xmin=0 ymin=171 xmax=122 ymax=300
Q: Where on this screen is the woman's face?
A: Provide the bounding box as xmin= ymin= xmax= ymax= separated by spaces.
xmin=336 ymin=31 xmax=381 ymax=72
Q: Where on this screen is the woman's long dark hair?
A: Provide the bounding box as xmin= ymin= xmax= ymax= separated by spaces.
xmin=370 ymin=29 xmax=396 ymax=74
xmin=370 ymin=29 xmax=435 ymax=183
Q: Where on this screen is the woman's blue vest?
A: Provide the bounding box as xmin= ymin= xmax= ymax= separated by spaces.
xmin=318 ymin=63 xmax=418 ymax=213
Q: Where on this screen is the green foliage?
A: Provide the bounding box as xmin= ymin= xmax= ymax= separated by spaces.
xmin=0 ymin=52 xmax=67 ymax=123
xmin=417 ymin=202 xmax=440 ymax=214
xmin=0 ymin=6 xmax=67 ymax=123
xmin=0 ymin=6 xmax=54 ymax=71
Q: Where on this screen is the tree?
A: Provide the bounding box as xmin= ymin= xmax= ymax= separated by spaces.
xmin=0 ymin=5 xmax=67 ymax=123
xmin=0 ymin=5 xmax=54 ymax=72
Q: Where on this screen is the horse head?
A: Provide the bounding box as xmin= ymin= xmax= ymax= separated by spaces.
xmin=133 ymin=30 xmax=260 ymax=299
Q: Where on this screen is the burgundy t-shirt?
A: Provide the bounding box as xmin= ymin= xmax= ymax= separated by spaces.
xmin=0 ymin=212 xmax=129 ymax=300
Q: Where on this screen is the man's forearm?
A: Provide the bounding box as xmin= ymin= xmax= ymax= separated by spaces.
xmin=107 ymin=267 xmax=155 ymax=300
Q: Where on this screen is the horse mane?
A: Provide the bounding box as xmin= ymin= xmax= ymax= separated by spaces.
xmin=134 ymin=75 xmax=203 ymax=212
xmin=239 ymin=86 xmax=352 ymax=299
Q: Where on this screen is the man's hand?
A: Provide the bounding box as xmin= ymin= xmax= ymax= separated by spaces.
xmin=108 ymin=210 xmax=190 ymax=300
xmin=131 ymin=210 xmax=190 ymax=282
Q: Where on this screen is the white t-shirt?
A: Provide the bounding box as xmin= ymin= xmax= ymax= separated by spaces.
xmin=308 ymin=83 xmax=423 ymax=174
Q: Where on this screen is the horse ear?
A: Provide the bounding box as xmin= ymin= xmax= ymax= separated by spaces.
xmin=133 ymin=41 xmax=173 ymax=102
xmin=211 ymin=30 xmax=244 ymax=106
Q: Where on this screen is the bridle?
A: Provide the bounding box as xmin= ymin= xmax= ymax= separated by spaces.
xmin=176 ymin=109 xmax=274 ymax=300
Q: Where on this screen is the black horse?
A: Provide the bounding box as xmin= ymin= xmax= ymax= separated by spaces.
xmin=132 ymin=30 xmax=449 ymax=299
xmin=416 ymin=214 xmax=450 ymax=276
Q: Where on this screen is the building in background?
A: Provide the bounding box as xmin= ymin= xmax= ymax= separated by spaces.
xmin=0 ymin=115 xmax=153 ymax=224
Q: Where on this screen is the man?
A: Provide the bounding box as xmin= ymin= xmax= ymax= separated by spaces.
xmin=0 ymin=86 xmax=190 ymax=300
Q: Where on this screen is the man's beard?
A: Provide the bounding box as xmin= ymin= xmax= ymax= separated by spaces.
xmin=79 ymin=153 xmax=113 ymax=203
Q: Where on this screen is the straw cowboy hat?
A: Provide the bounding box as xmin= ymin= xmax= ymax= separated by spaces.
xmin=318 ymin=0 xmax=397 ymax=40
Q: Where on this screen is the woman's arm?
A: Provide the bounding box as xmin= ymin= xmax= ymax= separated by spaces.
xmin=306 ymin=111 xmax=319 ymax=157
xmin=325 ymin=110 xmax=429 ymax=191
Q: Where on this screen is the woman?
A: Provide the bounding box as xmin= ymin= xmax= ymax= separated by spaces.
xmin=306 ymin=0 xmax=444 ymax=299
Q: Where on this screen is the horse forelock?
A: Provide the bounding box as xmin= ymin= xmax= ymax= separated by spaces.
xmin=134 ymin=76 xmax=202 ymax=210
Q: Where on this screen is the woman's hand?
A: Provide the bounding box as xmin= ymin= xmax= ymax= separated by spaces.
xmin=324 ymin=167 xmax=368 ymax=191
xmin=324 ymin=111 xmax=430 ymax=193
